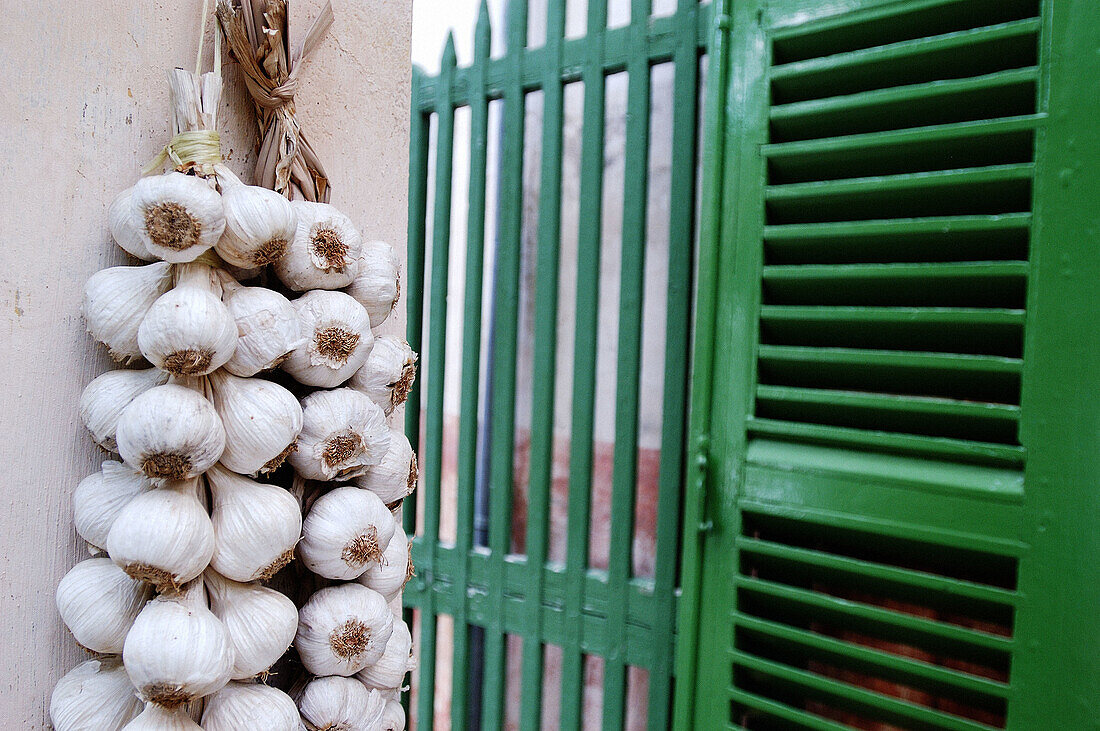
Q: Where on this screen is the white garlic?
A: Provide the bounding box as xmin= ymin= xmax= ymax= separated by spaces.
xmin=356 ymin=429 xmax=417 ymax=505
xmin=108 ymin=186 xmax=155 ymax=261
xmin=274 ymin=200 xmax=362 ymax=290
xmin=209 ymin=370 xmax=302 ymax=475
xmin=115 ymin=383 xmax=226 ymax=480
xmin=50 ymin=658 xmax=143 ymax=731
xmin=56 ymin=557 xmax=152 ymax=654
xmin=346 ymin=239 xmax=400 ymax=328
xmin=106 ymin=478 xmax=215 ymax=593
xmin=80 ymin=367 xmax=170 ymax=452
xmin=219 ymin=275 xmax=305 ymax=377
xmin=357 ymin=618 xmax=415 ymax=692
xmin=201 ymin=681 xmax=300 ymax=730
xmin=130 ymin=172 xmax=225 ymax=263
xmin=297 ymin=676 xmax=387 ymax=731
xmin=207 ymin=464 xmax=302 ymax=582
xmin=380 ymin=699 xmax=407 ymax=731
xmin=214 ymin=167 xmax=296 ymax=268
xmin=348 ymin=337 xmax=417 ymax=416
xmin=74 ymin=461 xmax=154 ymax=551
xmin=358 ymin=524 xmax=412 ymax=603
xmin=296 ymin=583 xmax=395 ymax=676
xmin=282 ymin=290 xmax=374 ymax=387
xmin=122 ymin=704 xmax=203 ymax=730
xmin=138 ymin=263 xmax=237 ymax=376
xmin=204 ymin=569 xmax=298 ymax=680
xmin=299 ymin=486 xmax=396 ymax=580
xmin=290 ymin=388 xmax=391 ymax=481
xmin=82 ymin=262 xmax=173 ymax=363
xmin=123 ymin=579 xmax=234 ymax=708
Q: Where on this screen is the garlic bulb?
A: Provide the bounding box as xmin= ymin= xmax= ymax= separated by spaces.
xmin=297 ymin=676 xmax=387 ymax=731
xmin=106 ymin=478 xmax=214 ymax=593
xmin=130 ymin=172 xmax=225 ymax=263
xmin=205 ymin=570 xmax=297 ymax=680
xmin=296 ymin=583 xmax=395 ymax=676
xmin=207 ymin=464 xmax=302 ymax=582
xmin=214 ymin=168 xmax=296 ymax=268
xmin=82 ymin=262 xmax=173 ymax=363
xmin=299 ymin=486 xmax=396 ymax=580
xmin=290 ymin=388 xmax=391 ymax=481
xmin=381 ymin=699 xmax=407 ymax=731
xmin=220 ymin=276 xmax=305 ymax=377
xmin=282 ymin=290 xmax=373 ymax=387
xmin=358 ymin=524 xmax=412 ymax=603
xmin=74 ymin=461 xmax=153 ymax=551
xmin=80 ymin=367 xmax=170 ymax=452
xmin=56 ymin=557 xmax=152 ymax=654
xmin=209 ymin=370 xmax=302 ymax=475
xmin=123 ymin=579 xmax=234 ymax=708
xmin=346 ymin=239 xmax=400 ymax=328
xmin=115 ymin=383 xmax=225 ymax=480
xmin=108 ymin=186 xmax=155 ymax=261
xmin=357 ymin=619 xmax=414 ymax=692
xmin=122 ymin=704 xmax=203 ymax=730
xmin=202 ymin=681 xmax=300 ymax=730
xmin=274 ymin=200 xmax=362 ymax=290
xmin=348 ymin=337 xmax=417 ymax=416
xmin=356 ymin=429 xmax=417 ymax=505
xmin=50 ymin=658 xmax=143 ymax=731
xmin=138 ymin=263 xmax=237 ymax=376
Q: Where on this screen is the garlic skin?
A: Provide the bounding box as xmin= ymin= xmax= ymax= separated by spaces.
xmin=358 ymin=524 xmax=412 ymax=603
xmin=202 ymin=681 xmax=300 ymax=730
xmin=122 ymin=704 xmax=203 ymax=730
xmin=204 ymin=570 xmax=298 ymax=680
xmin=290 ymin=388 xmax=391 ymax=481
xmin=380 ymin=699 xmax=407 ymax=731
xmin=214 ymin=177 xmax=297 ymax=268
xmin=356 ymin=429 xmax=417 ymax=505
xmin=274 ymin=200 xmax=362 ymax=290
xmin=80 ymin=368 xmax=170 ymax=452
xmin=73 ymin=461 xmax=154 ymax=551
xmin=296 ymin=583 xmax=395 ymax=676
xmin=56 ymin=557 xmax=152 ymax=654
xmin=123 ymin=580 xmax=234 ymax=708
xmin=299 ymin=486 xmax=396 ymax=580
xmin=50 ymin=658 xmax=143 ymax=731
xmin=209 ymin=370 xmax=303 ymax=475
xmin=357 ymin=618 xmax=415 ymax=692
xmin=282 ymin=290 xmax=374 ymax=387
xmin=109 ymin=186 xmax=155 ymax=261
xmin=82 ymin=262 xmax=173 ymax=363
xmin=297 ymin=676 xmax=387 ymax=731
xmin=348 ymin=337 xmax=417 ymax=416
xmin=106 ymin=478 xmax=215 ymax=593
xmin=207 ymin=464 xmax=302 ymax=582
xmin=346 ymin=239 xmax=400 ymax=328
xmin=130 ymin=172 xmax=225 ymax=263
xmin=138 ymin=264 xmax=237 ymax=376
xmin=220 ymin=277 xmax=305 ymax=377
xmin=115 ymin=383 xmax=226 ymax=480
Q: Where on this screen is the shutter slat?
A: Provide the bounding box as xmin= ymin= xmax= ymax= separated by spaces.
xmin=730 ymin=687 xmax=854 ymax=731
xmin=758 ymin=346 xmax=1022 ymax=376
xmin=760 ymin=306 xmax=1024 ymax=327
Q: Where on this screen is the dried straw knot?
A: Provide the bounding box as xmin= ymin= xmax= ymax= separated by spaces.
xmin=145 ymin=202 xmax=202 ymax=251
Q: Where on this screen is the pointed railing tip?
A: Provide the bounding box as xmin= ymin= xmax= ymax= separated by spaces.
xmin=475 ymin=0 xmax=492 ymax=51
xmin=442 ymin=31 xmax=458 ymax=67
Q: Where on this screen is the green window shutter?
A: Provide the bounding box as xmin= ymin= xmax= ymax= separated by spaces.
xmin=678 ymin=0 xmax=1100 ymax=728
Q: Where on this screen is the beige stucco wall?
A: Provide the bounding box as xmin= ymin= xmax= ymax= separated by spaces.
xmin=0 ymin=0 xmax=410 ymax=725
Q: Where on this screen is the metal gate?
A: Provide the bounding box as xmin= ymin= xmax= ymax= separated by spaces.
xmin=403 ymin=0 xmax=711 ymax=728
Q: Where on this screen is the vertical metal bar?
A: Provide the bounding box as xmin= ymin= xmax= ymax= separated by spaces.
xmin=646 ymin=0 xmax=699 ymax=728
xmin=481 ymin=1 xmax=528 ymax=727
xmin=451 ymin=7 xmax=492 ymax=730
xmin=559 ymin=0 xmax=608 ymax=727
xmin=603 ymin=1 xmax=651 ymax=728
xmin=519 ymin=0 xmax=567 ymax=728
xmin=416 ymin=35 xmax=457 ymax=731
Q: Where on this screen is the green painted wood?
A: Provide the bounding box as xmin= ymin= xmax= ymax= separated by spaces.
xmin=728 ymin=688 xmax=852 ymax=731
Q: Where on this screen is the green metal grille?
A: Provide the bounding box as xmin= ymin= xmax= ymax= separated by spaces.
xmin=403 ymin=1 xmax=711 ymax=728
